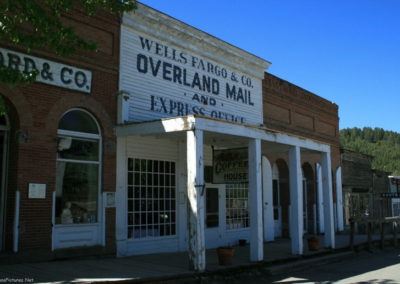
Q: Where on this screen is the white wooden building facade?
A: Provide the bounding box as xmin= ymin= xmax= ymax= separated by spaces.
xmin=116 ymin=4 xmax=337 ymax=271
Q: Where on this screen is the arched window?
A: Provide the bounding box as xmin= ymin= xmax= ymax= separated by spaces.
xmin=55 ymin=109 xmax=101 ymax=225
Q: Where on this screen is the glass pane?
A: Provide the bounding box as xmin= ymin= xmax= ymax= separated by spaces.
xmin=59 ymin=110 xmax=99 ymax=134
xmin=55 ymin=161 xmax=99 ymax=224
xmin=128 ymin=158 xmax=133 ymax=171
xmin=273 ymin=180 xmax=279 ymax=205
xmin=58 ymin=136 xmax=99 ymax=161
xmin=0 ymin=115 xmax=6 ymax=125
xmin=206 ymin=188 xmax=219 ymax=228
xmin=274 ymin=208 xmax=279 ymax=220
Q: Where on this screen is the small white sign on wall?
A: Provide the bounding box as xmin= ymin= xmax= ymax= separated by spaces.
xmin=28 ymin=183 xmax=46 ymax=199
xmin=104 ymin=192 xmax=116 ymax=208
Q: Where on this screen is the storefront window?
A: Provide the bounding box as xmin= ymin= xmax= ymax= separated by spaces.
xmin=55 ymin=110 xmax=101 ymax=225
xmin=226 ymin=183 xmax=249 ymax=229
xmin=127 ymin=158 xmax=176 ymax=239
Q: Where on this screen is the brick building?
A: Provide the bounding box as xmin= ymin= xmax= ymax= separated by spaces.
xmin=0 ymin=8 xmax=120 ymax=258
xmin=262 ymin=73 xmax=342 ymax=237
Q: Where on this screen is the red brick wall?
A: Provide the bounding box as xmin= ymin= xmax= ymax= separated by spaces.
xmin=263 ymin=72 xmax=341 ymax=171
xmin=1 ymin=9 xmax=120 ymax=252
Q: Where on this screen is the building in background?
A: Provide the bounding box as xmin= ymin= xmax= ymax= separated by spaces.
xmin=341 ymin=148 xmax=392 ymax=233
xmin=263 ymin=73 xmax=342 ymax=238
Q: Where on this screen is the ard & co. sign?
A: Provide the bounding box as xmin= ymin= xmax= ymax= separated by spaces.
xmin=213 ymin=148 xmax=248 ymax=184
xmin=0 ymin=48 xmax=92 ymax=93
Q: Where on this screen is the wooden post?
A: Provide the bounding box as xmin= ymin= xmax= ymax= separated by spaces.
xmin=349 ymin=217 xmax=355 ymax=250
xmin=248 ymin=138 xmax=263 ymax=261
xmin=383 ymin=217 xmax=400 ymax=249
xmin=367 ymin=220 xmax=372 ymax=251
xmin=380 ymin=221 xmax=385 ymax=249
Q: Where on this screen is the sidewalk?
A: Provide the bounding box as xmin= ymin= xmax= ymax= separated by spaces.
xmin=0 ymin=233 xmax=387 ymax=283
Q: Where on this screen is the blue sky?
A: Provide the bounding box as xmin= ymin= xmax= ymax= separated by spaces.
xmin=138 ymin=1 xmax=400 ymax=132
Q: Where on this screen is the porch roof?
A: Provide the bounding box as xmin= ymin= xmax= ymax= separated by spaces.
xmin=115 ymin=115 xmax=330 ymax=154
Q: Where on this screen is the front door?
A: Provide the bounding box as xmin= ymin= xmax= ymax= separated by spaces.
xmin=205 ymin=185 xmax=223 ymax=248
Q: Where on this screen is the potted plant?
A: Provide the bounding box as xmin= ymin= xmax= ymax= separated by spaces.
xmin=307 ymin=235 xmax=320 ymax=251
xmin=216 ymin=245 xmax=234 ymax=265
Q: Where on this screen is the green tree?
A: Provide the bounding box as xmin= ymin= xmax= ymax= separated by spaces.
xmin=340 ymin=127 xmax=400 ymax=175
xmin=0 ymin=0 xmax=137 ymax=86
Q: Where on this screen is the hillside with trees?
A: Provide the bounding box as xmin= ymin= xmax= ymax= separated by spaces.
xmin=340 ymin=127 xmax=400 ymax=175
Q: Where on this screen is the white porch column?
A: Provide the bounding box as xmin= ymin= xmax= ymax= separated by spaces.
xmin=249 ymin=138 xmax=263 ymax=261
xmin=289 ymin=146 xmax=303 ymax=255
xmin=187 ymin=129 xmax=206 ymax=271
xmin=262 ymin=156 xmax=274 ymax=242
xmin=316 ymin=163 xmax=325 ymax=233
xmin=178 ymin=141 xmax=188 ymax=251
xmin=321 ymin=151 xmax=335 ymax=248
xmin=336 ymin=166 xmax=344 ymax=231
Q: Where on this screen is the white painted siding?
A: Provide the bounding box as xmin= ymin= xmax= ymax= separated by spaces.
xmin=53 ymin=224 xmax=100 ymax=249
xmin=120 ymin=25 xmax=264 ymax=126
xmin=126 ymin=136 xmax=179 ymax=161
xmin=204 ymin=145 xmax=213 ymax=166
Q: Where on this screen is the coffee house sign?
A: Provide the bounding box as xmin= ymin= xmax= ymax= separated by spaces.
xmin=213 ymin=148 xmax=248 ymax=184
xmin=120 ymin=29 xmax=264 ymax=125
xmin=0 ymin=48 xmax=92 ymax=93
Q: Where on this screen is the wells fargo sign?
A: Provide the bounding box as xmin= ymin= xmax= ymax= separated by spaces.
xmin=120 ymin=28 xmax=264 ymax=125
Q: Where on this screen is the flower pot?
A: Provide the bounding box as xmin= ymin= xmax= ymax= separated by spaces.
xmin=307 ymin=237 xmax=320 ymax=251
xmin=217 ymin=247 xmax=234 ymax=265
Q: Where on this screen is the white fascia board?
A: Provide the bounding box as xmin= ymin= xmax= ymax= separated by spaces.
xmin=115 ymin=116 xmax=195 ymax=136
xmin=115 ymin=115 xmax=330 ymax=153
xmin=193 ymin=117 xmax=330 ymax=153
xmin=122 ymin=4 xmax=271 ymax=79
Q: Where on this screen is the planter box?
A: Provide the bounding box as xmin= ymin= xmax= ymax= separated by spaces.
xmin=217 ymin=247 xmax=234 ymax=265
xmin=307 ymin=237 xmax=320 ymax=251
